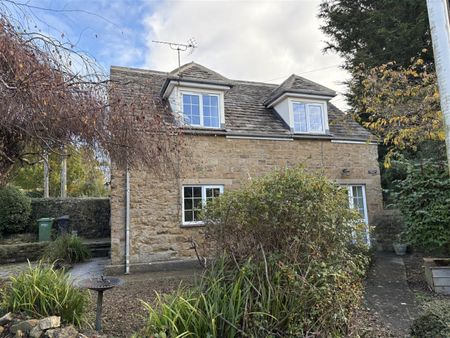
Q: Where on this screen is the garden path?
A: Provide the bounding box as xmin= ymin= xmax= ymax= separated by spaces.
xmin=364 ymin=252 xmax=419 ymax=337
xmin=69 ymin=257 xmax=108 ymax=283
xmin=0 ymin=261 xmax=32 ymax=279
xmin=0 ymin=257 xmax=108 ymax=282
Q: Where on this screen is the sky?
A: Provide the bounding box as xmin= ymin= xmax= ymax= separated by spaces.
xmin=6 ymin=0 xmax=350 ymax=110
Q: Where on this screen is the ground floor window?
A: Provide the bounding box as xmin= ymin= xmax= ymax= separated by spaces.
xmin=343 ymin=185 xmax=370 ymax=245
xmin=182 ymin=185 xmax=224 ymax=225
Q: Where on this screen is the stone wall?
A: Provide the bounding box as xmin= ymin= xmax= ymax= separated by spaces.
xmin=30 ymin=198 xmax=110 ymax=239
xmin=0 ymin=242 xmax=48 ymax=264
xmin=110 ymin=135 xmax=383 ymax=266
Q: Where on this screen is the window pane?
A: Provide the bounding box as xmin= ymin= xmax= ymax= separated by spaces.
xmin=193 ymin=187 xmax=202 ymax=197
xmin=184 ymin=187 xmax=193 ymax=198
xmin=352 ymin=186 xmax=362 ymax=198
xmin=193 ymin=211 xmax=202 ymax=221
xmin=184 ymin=210 xmax=193 ymax=222
xmin=206 ymin=188 xmax=213 ymax=198
xmin=191 ymin=115 xmax=200 ymax=125
xmin=193 ymin=198 xmax=202 ymax=209
xmin=348 ymin=186 xmax=366 ymax=219
xmin=293 ymin=103 xmax=307 ymax=132
xmin=182 ymin=94 xmax=200 ymax=125
xmin=203 ymin=95 xmax=219 ymax=128
xmin=184 ymin=199 xmax=192 ymax=210
xmin=308 ymin=105 xmax=323 ymax=132
xmin=210 ymin=117 xmax=219 ymax=127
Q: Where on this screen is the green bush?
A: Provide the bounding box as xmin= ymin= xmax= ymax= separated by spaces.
xmin=411 ymin=300 xmax=450 ymax=337
xmin=43 ymin=234 xmax=91 ymax=264
xmin=395 ymin=160 xmax=450 ymax=253
xmin=204 ymin=166 xmax=366 ymax=263
xmin=0 ymin=186 xmax=31 ymax=235
xmin=0 ymin=261 xmax=90 ymax=326
xmin=143 ymin=252 xmax=368 ymax=337
xmin=141 ymin=167 xmax=370 ymax=337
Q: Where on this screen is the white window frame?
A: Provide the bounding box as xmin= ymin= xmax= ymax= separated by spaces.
xmin=179 ymin=88 xmax=224 ymax=128
xmin=344 ymin=184 xmax=370 ymax=245
xmin=289 ymin=98 xmax=329 ymax=134
xmin=182 ymin=185 xmax=224 ymax=226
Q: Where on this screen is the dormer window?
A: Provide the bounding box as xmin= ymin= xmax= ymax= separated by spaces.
xmin=292 ymin=102 xmax=325 ymax=133
xmin=182 ymin=92 xmax=220 ymax=128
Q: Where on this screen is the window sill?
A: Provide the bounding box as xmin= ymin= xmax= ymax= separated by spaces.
xmin=292 ymin=131 xmax=327 ymax=135
xmin=180 ymin=126 xmax=226 ymax=131
xmin=181 ymin=222 xmax=205 ymax=228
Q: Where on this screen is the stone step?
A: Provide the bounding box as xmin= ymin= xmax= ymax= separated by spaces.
xmin=84 ymin=239 xmax=110 ymax=258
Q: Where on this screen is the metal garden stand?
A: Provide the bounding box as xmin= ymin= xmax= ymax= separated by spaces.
xmin=78 ymin=276 xmax=124 ymax=331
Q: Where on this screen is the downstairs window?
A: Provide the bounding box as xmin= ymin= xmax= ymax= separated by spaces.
xmin=182 ymin=185 xmax=224 ymax=225
xmin=343 ymin=184 xmax=370 ymax=245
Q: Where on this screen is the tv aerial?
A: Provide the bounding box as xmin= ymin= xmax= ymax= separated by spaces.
xmin=152 ymin=38 xmax=197 ymax=73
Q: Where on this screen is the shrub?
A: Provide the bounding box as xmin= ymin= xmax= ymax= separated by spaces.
xmin=43 ymin=234 xmax=91 ymax=264
xmin=395 ymin=160 xmax=450 ymax=253
xmin=1 ymin=261 xmax=90 ymax=326
xmin=410 ymin=300 xmax=450 ymax=337
xmin=204 ymin=166 xmax=365 ymax=263
xmin=142 ymin=167 xmax=370 ymax=337
xmin=0 ymin=186 xmax=31 ymax=235
xmin=143 ymin=252 xmax=368 ymax=337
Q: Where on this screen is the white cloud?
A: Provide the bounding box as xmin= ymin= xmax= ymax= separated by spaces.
xmin=142 ymin=0 xmax=350 ymax=111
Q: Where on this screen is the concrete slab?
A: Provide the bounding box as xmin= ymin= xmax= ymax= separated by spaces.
xmin=364 ymin=252 xmax=419 ymax=336
xmin=69 ymin=257 xmax=109 ymax=284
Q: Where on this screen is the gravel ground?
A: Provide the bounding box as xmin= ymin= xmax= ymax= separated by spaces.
xmin=0 ymin=263 xmax=396 ymax=338
xmin=348 ymin=307 xmax=395 ymax=337
xmin=403 ymin=252 xmax=450 ymax=305
xmin=403 ymin=252 xmax=431 ymax=295
xmin=80 ymin=270 xmax=198 ymax=338
xmin=78 ymin=272 xmax=393 ymax=338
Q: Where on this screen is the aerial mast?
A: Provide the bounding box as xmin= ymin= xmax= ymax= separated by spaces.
xmin=152 ymin=38 xmax=197 ymax=74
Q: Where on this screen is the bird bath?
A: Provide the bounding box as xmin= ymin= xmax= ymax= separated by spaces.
xmin=78 ymin=275 xmax=124 ymax=331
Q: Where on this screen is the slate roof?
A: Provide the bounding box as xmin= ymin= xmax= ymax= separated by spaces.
xmin=264 ymin=74 xmax=337 ymax=106
xmin=110 ymin=63 xmax=374 ymax=142
xmin=170 ymin=62 xmax=229 ymax=82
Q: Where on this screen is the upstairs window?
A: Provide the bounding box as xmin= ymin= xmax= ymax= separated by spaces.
xmin=182 ymin=185 xmax=224 ymax=225
xmin=292 ymin=102 xmax=325 ymax=133
xmin=182 ymin=92 xmax=220 ymax=128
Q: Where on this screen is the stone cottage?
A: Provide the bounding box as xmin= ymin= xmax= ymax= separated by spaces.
xmin=108 ymin=62 xmax=382 ymax=273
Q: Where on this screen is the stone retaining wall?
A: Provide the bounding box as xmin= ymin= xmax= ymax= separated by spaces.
xmin=30 ymin=198 xmax=110 ymax=239
xmin=0 ymin=242 xmax=48 ymax=264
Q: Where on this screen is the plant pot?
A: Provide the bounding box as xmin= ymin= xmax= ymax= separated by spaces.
xmin=393 ymin=243 xmax=407 ymax=255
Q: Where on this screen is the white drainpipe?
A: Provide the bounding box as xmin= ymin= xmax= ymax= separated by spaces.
xmin=125 ymin=165 xmax=131 ymax=274
xmin=427 ymin=0 xmax=450 ymax=172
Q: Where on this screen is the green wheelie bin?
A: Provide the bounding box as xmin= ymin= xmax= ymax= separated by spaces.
xmin=37 ymin=218 xmax=54 ymax=241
